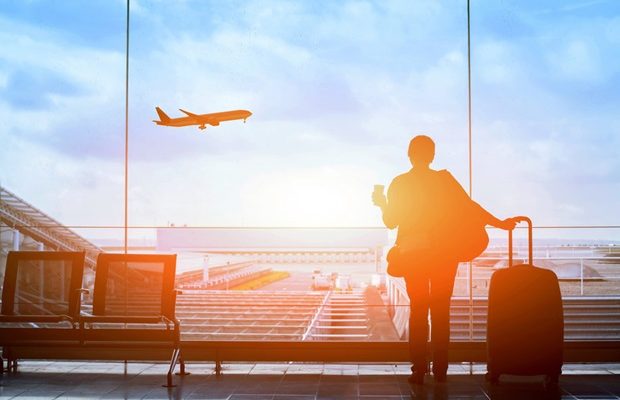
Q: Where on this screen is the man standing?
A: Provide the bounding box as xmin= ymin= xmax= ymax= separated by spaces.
xmin=372 ymin=135 xmax=515 ymax=384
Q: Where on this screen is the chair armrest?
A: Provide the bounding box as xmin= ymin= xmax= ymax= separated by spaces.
xmin=160 ymin=315 xmax=180 ymax=328
xmin=72 ymin=288 xmax=90 ymax=323
xmin=60 ymin=314 xmax=75 ymax=322
xmin=80 ymin=316 xmax=166 ymax=324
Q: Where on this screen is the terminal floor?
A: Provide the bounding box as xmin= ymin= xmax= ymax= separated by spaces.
xmin=0 ymin=361 xmax=619 ymax=399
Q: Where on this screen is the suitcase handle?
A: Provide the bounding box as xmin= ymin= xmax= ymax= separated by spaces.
xmin=508 ymin=216 xmax=533 ymax=267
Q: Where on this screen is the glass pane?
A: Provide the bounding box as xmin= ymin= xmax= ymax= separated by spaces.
xmin=104 ymin=261 xmax=164 ymax=316
xmin=163 ymin=226 xmax=394 ymax=341
xmin=180 ymin=291 xmax=325 ymax=340
xmin=131 ymin=0 xmax=469 ymax=342
xmin=0 ymin=2 xmax=125 ymax=228
xmin=14 ymin=259 xmax=73 ymax=315
xmin=1 ymin=0 xmax=617 ymax=348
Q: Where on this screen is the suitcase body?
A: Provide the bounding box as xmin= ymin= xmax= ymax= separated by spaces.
xmin=486 ymin=216 xmax=564 ymax=384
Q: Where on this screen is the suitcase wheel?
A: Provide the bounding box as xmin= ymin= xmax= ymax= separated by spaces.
xmin=485 ymin=372 xmax=499 ymax=385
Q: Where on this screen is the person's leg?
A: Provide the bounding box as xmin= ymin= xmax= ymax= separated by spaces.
xmin=429 ymin=262 xmax=459 ymax=379
xmin=405 ymin=270 xmax=431 ymax=376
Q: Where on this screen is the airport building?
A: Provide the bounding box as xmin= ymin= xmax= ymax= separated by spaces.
xmin=1 ymin=1 xmax=619 ymax=398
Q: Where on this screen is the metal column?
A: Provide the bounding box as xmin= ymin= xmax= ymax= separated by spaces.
xmin=12 ymin=229 xmax=20 ymax=251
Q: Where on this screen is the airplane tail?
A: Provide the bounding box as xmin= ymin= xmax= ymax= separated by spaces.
xmin=155 ymin=107 xmax=171 ymax=122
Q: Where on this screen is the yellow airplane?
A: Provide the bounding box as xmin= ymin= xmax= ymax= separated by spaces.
xmin=153 ymin=107 xmax=252 ymax=130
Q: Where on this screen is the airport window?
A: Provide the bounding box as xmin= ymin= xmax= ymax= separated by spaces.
xmin=1 ymin=1 xmax=618 ymax=344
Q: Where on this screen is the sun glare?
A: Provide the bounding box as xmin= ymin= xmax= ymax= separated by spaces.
xmin=244 ymin=167 xmax=375 ymax=227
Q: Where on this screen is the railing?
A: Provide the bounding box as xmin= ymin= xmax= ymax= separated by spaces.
xmin=453 ymin=255 xmax=620 ymax=298
xmin=387 ymin=252 xmax=620 ymax=341
xmin=302 ymin=291 xmax=331 ymax=340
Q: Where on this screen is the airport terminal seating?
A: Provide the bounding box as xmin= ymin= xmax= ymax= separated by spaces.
xmin=78 ymin=253 xmax=184 ymax=387
xmin=0 ymin=251 xmax=86 ymax=373
xmin=0 ymin=252 xmax=184 ymax=387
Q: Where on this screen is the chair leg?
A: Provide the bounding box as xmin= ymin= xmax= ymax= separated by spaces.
xmin=162 ymin=348 xmax=180 ymax=388
xmin=175 ymin=354 xmax=190 ymax=376
xmin=1 ymin=348 xmax=10 ymax=374
xmin=215 ymin=360 xmax=222 ymax=376
xmin=9 ymin=358 xmax=18 ymax=372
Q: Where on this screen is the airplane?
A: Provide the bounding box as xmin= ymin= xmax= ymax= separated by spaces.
xmin=153 ymin=107 xmax=252 ymax=130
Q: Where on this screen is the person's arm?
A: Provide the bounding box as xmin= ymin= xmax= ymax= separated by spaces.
xmin=442 ymin=170 xmax=516 ymax=231
xmin=372 ymin=179 xmax=399 ymax=229
xmin=472 ymin=201 xmax=516 ymax=231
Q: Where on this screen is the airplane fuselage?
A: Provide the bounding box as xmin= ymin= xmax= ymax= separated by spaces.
xmin=154 ymin=108 xmax=252 ymax=130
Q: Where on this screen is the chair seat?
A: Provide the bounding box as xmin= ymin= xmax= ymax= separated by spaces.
xmin=0 ymin=315 xmax=74 ymax=323
xmin=80 ymin=327 xmax=177 ymax=342
xmin=0 ymin=327 xmax=81 ymax=345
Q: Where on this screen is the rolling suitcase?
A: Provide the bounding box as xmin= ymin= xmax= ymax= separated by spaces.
xmin=486 ymin=216 xmax=563 ymax=386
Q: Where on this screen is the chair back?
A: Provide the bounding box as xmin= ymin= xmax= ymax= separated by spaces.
xmin=1 ymin=251 xmax=85 ymax=318
xmin=92 ymin=253 xmax=177 ymax=320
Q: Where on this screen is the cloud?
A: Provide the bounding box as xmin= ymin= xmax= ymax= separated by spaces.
xmin=548 ymin=39 xmax=604 ymax=83
xmin=0 ymin=2 xmax=467 ymax=162
xmin=1 ymin=68 xmax=85 ymax=110
xmin=0 ymin=14 xmax=126 ymax=158
xmin=559 ymin=0 xmax=611 ymax=13
xmin=0 ymin=131 xmax=125 ymax=226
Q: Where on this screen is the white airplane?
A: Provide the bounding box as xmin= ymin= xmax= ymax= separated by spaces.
xmin=153 ymin=107 xmax=252 ymax=130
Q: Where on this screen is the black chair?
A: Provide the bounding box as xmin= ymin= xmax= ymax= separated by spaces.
xmin=0 ymin=251 xmax=86 ymax=373
xmin=79 ymin=253 xmax=185 ymax=387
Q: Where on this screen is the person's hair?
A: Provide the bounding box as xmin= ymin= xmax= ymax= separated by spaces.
xmin=408 ymin=135 xmax=435 ymax=165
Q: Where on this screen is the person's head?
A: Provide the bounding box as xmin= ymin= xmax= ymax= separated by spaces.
xmin=408 ymin=135 xmax=435 ymax=168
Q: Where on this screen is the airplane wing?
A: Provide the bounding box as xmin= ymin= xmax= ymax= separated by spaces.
xmin=179 ymin=109 xmax=200 ymax=118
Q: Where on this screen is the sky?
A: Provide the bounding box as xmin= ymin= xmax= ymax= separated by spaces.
xmin=0 ymin=0 xmax=619 ymax=240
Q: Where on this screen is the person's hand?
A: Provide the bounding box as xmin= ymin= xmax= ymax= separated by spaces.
xmin=498 ymin=217 xmax=518 ymax=231
xmin=372 ymin=191 xmax=387 ymax=208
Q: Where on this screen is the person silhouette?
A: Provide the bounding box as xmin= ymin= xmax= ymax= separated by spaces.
xmin=372 ymin=135 xmax=516 ymax=384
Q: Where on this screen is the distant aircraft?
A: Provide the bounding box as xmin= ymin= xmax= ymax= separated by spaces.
xmin=153 ymin=107 xmax=252 ymax=130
